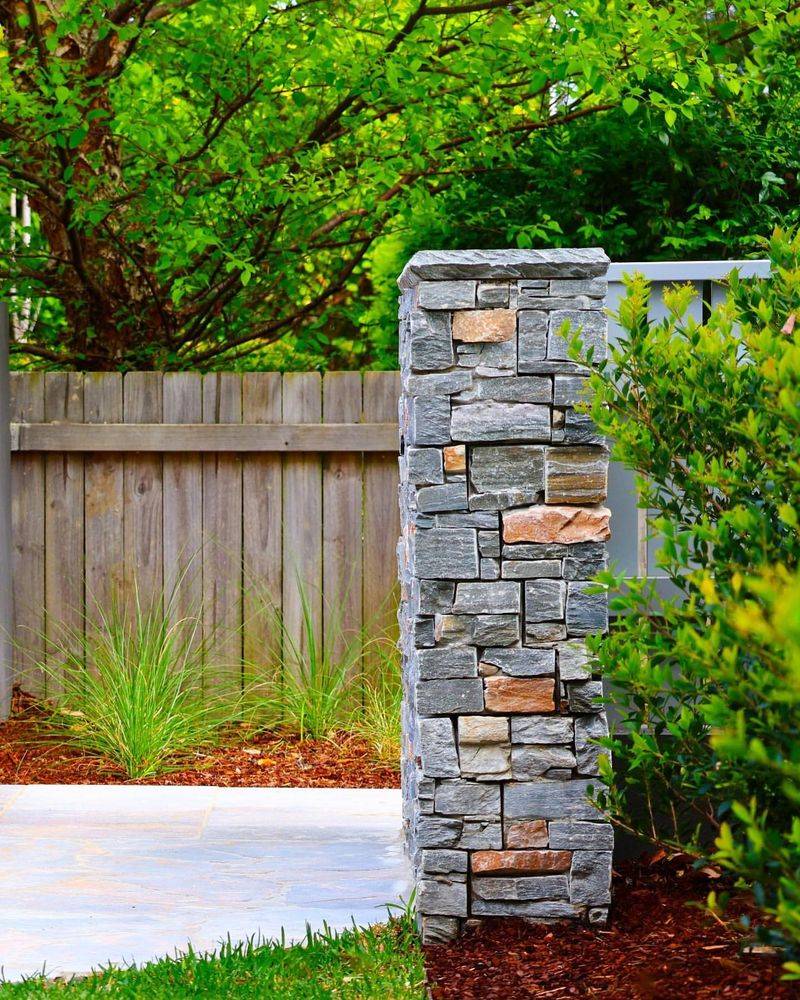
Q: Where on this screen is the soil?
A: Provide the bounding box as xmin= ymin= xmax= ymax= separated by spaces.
xmin=425 ymin=857 xmax=798 ymax=999
xmin=0 ymin=688 xmax=400 ymax=788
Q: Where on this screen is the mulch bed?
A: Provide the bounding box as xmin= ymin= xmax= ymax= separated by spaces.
xmin=0 ymin=688 xmax=399 ymax=788
xmin=425 ymin=857 xmax=798 ymax=999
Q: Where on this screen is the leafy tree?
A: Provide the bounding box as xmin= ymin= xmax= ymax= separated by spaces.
xmin=587 ymin=229 xmax=800 ymax=955
xmin=0 ymin=0 xmax=795 ymax=369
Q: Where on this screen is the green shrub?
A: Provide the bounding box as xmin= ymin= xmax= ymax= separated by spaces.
xmin=587 ymin=229 xmax=800 ymax=953
xmin=41 ymin=585 xmax=231 ymax=779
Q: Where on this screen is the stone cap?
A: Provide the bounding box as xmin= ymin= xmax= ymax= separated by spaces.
xmin=398 ymin=248 xmax=609 ymax=288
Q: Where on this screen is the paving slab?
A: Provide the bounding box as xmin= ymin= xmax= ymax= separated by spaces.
xmin=0 ymin=785 xmax=410 ymax=980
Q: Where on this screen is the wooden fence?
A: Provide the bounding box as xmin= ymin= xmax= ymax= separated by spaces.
xmin=5 ymin=258 xmax=771 ymax=702
xmin=9 ymin=371 xmax=400 ymax=699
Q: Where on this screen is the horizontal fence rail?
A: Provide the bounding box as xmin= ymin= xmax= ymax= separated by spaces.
xmin=6 ymin=260 xmax=769 ymax=699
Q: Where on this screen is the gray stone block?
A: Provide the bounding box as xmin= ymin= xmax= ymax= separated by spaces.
xmin=417 ymin=482 xmax=469 ymax=513
xmin=452 ymin=581 xmax=520 ymax=615
xmin=511 ymin=716 xmax=574 ymax=744
xmin=525 ymin=579 xmax=567 ymax=622
xmin=563 ymin=556 xmax=607 ymax=580
xmin=418 ymin=878 xmax=468 ymax=916
xmin=418 ymin=646 xmax=478 ymax=679
xmin=549 ymin=278 xmax=607 ymax=298
xmin=570 ymin=851 xmax=612 ymax=906
xmin=420 ymin=915 xmax=460 ymax=943
xmin=414 ymin=528 xmax=479 ymax=579
xmin=436 ymin=613 xmax=520 ymax=647
xmin=436 ymin=512 xmax=498 ymax=529
xmin=419 ymin=717 xmax=460 ymax=778
xmin=406 ymin=370 xmax=472 ymax=396
xmin=480 ymin=558 xmax=500 ymax=580
xmin=416 ymin=816 xmax=463 ymax=848
xmin=418 ymin=581 xmax=455 ymax=616
xmin=409 ymin=310 xmax=455 ymax=371
xmin=525 ymin=622 xmax=568 ymax=642
xmin=456 ymin=376 xmax=551 ymax=404
xmin=476 ymin=282 xmax=510 ymax=307
xmin=416 ymin=678 xmax=485 ymax=715
xmin=472 ymin=875 xmax=569 ymax=902
xmin=477 ymin=530 xmax=501 ymax=557
xmin=421 ymin=849 xmax=469 ymax=874
xmin=560 ymin=408 xmax=605 ymax=446
xmin=566 ymin=583 xmax=608 ymax=635
xmin=456 ymin=339 xmax=516 ymax=372
xmin=398 ymin=249 xmax=609 ymax=284
xmin=418 ymin=280 xmax=476 ymax=310
xmin=557 ymin=640 xmax=591 ymax=681
xmin=471 ymin=899 xmax=582 ymax=918
xmin=566 ymin=680 xmax=604 ymax=714
xmin=512 ymin=744 xmax=577 ymax=779
xmin=481 ymin=648 xmax=555 ymax=677
xmin=409 ymin=395 xmax=451 ymax=445
xmin=415 ymin=616 xmax=435 ymax=646
xmin=457 ymin=821 xmax=503 ymax=849
xmin=503 ymin=542 xmax=605 ymax=561
xmin=470 ymin=446 xmax=545 ymax=503
xmin=548 ymin=310 xmax=607 ymax=362
xmin=435 ymin=779 xmax=501 ymax=816
xmin=503 ymin=560 xmax=562 ymax=579
xmin=517 ymin=295 xmax=600 ymax=311
xmin=517 ymin=311 xmax=547 ymax=370
xmin=460 ymin=743 xmax=512 ymax=780
xmin=505 ymin=779 xmax=601 ymax=820
xmin=407 ymin=447 xmax=444 ymax=486
xmin=451 ymin=402 xmax=551 ymax=443
xmin=553 ymin=374 xmax=591 ymax=407
xmin=549 ymin=821 xmax=614 ymax=851
xmin=575 ymin=713 xmax=610 ymax=775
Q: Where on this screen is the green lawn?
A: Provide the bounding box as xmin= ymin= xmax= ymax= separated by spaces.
xmin=0 ymin=919 xmax=426 ymax=999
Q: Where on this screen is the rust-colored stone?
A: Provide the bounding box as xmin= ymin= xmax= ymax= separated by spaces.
xmin=443 ymin=445 xmax=466 ymax=473
xmin=503 ymin=505 xmax=611 ymax=544
xmin=484 ymin=676 xmax=555 ymax=714
xmin=452 ymin=309 xmax=516 ymax=343
xmin=471 ymin=849 xmax=572 ymax=875
xmin=505 ymin=820 xmax=548 ymax=849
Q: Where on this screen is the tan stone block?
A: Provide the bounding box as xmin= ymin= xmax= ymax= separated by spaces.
xmin=470 ymin=849 xmax=571 ymax=875
xmin=452 ymin=309 xmax=516 ymax=343
xmin=503 ymin=505 xmax=611 ymax=544
xmin=505 ymin=820 xmax=549 ymax=849
xmin=443 ymin=445 xmax=466 ymax=473
xmin=484 ymin=676 xmax=555 ymax=713
xmin=459 ymin=743 xmax=511 ymax=779
xmin=545 ymin=447 xmax=608 ymax=504
xmin=459 ymin=715 xmax=509 ymax=744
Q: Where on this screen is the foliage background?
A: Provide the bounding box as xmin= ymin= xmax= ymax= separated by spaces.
xmin=1 ymin=0 xmax=798 ymax=370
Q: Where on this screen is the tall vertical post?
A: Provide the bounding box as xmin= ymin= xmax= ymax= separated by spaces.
xmin=0 ymin=304 xmax=12 ymax=720
xmin=397 ymin=249 xmax=614 ymax=943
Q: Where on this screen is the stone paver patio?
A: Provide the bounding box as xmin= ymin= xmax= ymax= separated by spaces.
xmin=0 ymin=785 xmax=409 ymax=980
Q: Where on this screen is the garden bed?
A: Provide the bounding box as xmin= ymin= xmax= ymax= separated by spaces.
xmin=0 ymin=690 xmax=399 ymax=788
xmin=425 ymin=857 xmax=796 ymax=999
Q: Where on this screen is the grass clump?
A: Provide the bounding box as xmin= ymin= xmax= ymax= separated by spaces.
xmin=41 ymin=586 xmax=230 ymax=780
xmin=350 ymin=641 xmax=402 ymax=768
xmin=0 ymin=917 xmax=425 ymax=999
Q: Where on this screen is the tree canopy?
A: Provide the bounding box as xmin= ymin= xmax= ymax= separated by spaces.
xmin=1 ymin=0 xmax=797 ymax=369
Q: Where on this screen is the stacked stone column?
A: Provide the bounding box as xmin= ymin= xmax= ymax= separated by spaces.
xmin=397 ymin=249 xmax=614 ymax=944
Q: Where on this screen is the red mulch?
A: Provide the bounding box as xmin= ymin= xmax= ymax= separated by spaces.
xmin=0 ymin=688 xmax=399 ymax=788
xmin=425 ymin=858 xmax=799 ymax=999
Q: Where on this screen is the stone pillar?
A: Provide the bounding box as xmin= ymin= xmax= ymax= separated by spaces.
xmin=397 ymin=250 xmax=614 ymax=944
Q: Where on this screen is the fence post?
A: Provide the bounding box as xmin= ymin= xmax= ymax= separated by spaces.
xmin=0 ymin=304 xmax=12 ymax=719
xmin=397 ymin=249 xmax=614 ymax=943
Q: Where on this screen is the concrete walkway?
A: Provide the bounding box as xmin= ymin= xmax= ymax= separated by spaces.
xmin=0 ymin=785 xmax=410 ymax=980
